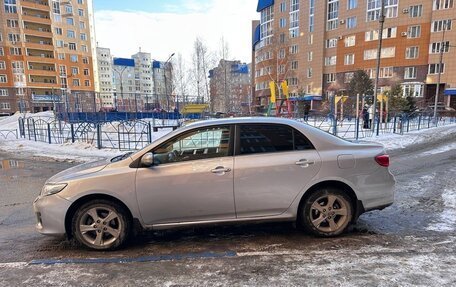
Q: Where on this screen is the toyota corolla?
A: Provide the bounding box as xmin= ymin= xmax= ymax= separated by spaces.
xmin=33 ymin=117 xmax=395 ymax=250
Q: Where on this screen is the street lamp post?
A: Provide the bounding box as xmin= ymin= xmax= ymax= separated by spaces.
xmin=163 ymin=53 xmax=175 ymax=111
xmin=372 ymin=0 xmax=385 ymax=135
xmin=433 ymin=19 xmax=456 ymax=120
xmin=113 ymin=66 xmax=128 ymax=112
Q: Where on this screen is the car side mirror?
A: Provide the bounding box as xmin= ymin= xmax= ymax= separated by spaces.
xmin=140 ymin=152 xmax=154 ymax=167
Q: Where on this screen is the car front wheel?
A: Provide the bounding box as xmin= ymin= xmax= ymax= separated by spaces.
xmin=300 ymin=188 xmax=353 ymax=237
xmin=72 ymin=200 xmax=130 ymax=250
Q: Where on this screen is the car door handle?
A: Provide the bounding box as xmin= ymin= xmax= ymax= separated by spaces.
xmin=295 ymin=159 xmax=315 ymax=167
xmin=211 ymin=166 xmax=232 ymax=173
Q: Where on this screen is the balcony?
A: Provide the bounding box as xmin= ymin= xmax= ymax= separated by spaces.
xmin=20 ymin=0 xmax=50 ymax=12
xmin=25 ymin=41 xmax=54 ymax=51
xmin=22 ymin=13 xmax=51 ymax=25
xmin=23 ymin=28 xmax=52 ymax=38
xmin=29 ymin=76 xmax=59 ymax=88
xmin=28 ymin=67 xmax=57 ymax=77
xmin=27 ymin=53 xmax=55 ymax=64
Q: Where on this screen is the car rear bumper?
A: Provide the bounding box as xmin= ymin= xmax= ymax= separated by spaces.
xmin=357 ymin=169 xmax=395 ymax=212
xmin=33 ymin=194 xmax=72 ymax=236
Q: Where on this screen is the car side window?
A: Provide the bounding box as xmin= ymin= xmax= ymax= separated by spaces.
xmin=153 ymin=126 xmax=231 ymax=165
xmin=239 ymin=124 xmax=313 ymax=155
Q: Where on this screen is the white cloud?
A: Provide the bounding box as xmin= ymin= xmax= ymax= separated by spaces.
xmin=94 ymin=0 xmax=259 ymax=64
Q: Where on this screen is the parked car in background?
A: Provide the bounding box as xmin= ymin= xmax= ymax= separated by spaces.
xmin=33 ymin=117 xmax=395 ymax=250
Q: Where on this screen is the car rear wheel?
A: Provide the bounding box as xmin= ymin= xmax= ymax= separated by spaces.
xmin=299 ymin=188 xmax=353 ymax=237
xmin=72 ymin=200 xmax=130 ymax=250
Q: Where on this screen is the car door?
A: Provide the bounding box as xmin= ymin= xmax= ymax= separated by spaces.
xmin=233 ymin=124 xmax=321 ymax=218
xmin=135 ymin=125 xmax=236 ymax=225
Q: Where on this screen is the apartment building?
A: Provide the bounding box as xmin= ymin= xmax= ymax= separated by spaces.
xmin=209 ymin=60 xmax=251 ymax=114
xmin=252 ymin=0 xmax=456 ymax=113
xmin=112 ymin=57 xmax=135 ymax=111
xmin=0 ymin=0 xmax=97 ymax=115
xmin=96 ymin=46 xmax=113 ymax=108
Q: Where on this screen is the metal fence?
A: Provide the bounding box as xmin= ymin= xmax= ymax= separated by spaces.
xmin=13 ymin=112 xmax=456 ymax=151
xmin=0 ymin=129 xmax=18 ymax=140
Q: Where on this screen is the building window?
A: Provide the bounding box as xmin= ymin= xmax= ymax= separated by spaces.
xmin=78 ymin=9 xmax=84 ymax=16
xmin=84 ymin=80 xmax=90 ymax=87
xmin=347 ymin=16 xmax=357 ymax=29
xmin=307 ymin=51 xmax=313 ymax=61
xmin=309 ymin=0 xmax=315 ymax=32
xmin=433 ymin=0 xmax=454 ymax=10
xmin=365 ymin=27 xmax=397 ymax=41
xmin=289 ymin=29 xmax=299 ymax=38
xmin=344 ymin=54 xmax=355 ymax=65
xmin=10 ymin=47 xmax=21 ymax=55
xmin=367 ymin=0 xmax=398 ymax=21
xmin=70 ymin=55 xmax=78 ymax=62
xmin=364 ymin=47 xmax=395 ymax=60
xmin=0 ymin=103 xmax=11 ymax=110
xmin=432 ymin=19 xmax=452 ymax=32
xmin=55 ymin=28 xmax=63 ymax=35
xmin=260 ymin=6 xmax=274 ymax=40
xmin=280 ymin=18 xmax=286 ymax=28
xmin=430 ymin=41 xmax=450 ymax=54
xmin=402 ymin=83 xmax=424 ymax=97
xmin=379 ymin=67 xmax=394 ymax=78
xmin=291 ymin=61 xmax=298 ymax=70
xmin=0 ymin=61 xmax=5 ymax=70
xmin=81 ymin=45 xmax=88 ymax=52
xmin=326 ymin=38 xmax=338 ymax=48
xmin=289 ymin=0 xmax=299 ymax=37
xmin=408 ymin=25 xmax=421 ymax=38
xmin=56 ymin=40 xmax=64 ymax=47
xmin=429 ymin=63 xmax=445 ymax=74
xmin=72 ymin=79 xmax=80 ymax=86
xmin=0 ymin=48 xmax=3 ymax=56
xmin=4 ymin=0 xmax=17 ymax=13
xmin=8 ymin=33 xmax=20 ymax=43
xmin=66 ymin=18 xmax=74 ymax=25
xmin=0 ymin=75 xmax=7 ymax=83
xmin=71 ymin=67 xmax=79 ymax=75
xmin=83 ymin=69 xmax=89 ymax=76
xmin=326 ymin=73 xmax=336 ymax=83
xmin=405 ymin=46 xmax=419 ymax=59
xmin=307 ymin=68 xmax=313 ymax=78
xmin=78 ymin=0 xmax=84 ymax=4
xmin=324 ymin=56 xmax=337 ymax=66
xmin=348 ymin=0 xmax=357 ymax=9
xmin=409 ymin=5 xmax=423 ymax=17
xmin=290 ymin=45 xmax=298 ymax=54
xmin=0 ymin=89 xmax=8 ymax=96
xmin=344 ymin=35 xmax=356 ymax=47
xmin=278 ymin=48 xmax=286 ymax=59
xmin=68 ymin=43 xmax=77 ymax=50
xmin=7 ymin=19 xmax=19 ymax=28
xmin=280 ymin=2 xmax=286 ymax=12
xmin=82 ymin=57 xmax=89 ymax=64
xmin=288 ymin=77 xmax=298 ymax=86
xmin=80 ymin=22 xmax=86 ymax=29
xmin=404 ymin=67 xmax=417 ymax=79
xmin=67 ymin=30 xmax=75 ymax=38
xmin=58 ymin=53 xmax=65 ymax=60
xmin=327 ymin=0 xmax=339 ymax=31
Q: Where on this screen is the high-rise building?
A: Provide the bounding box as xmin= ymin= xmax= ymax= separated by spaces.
xmin=152 ymin=60 xmax=174 ymax=110
xmin=252 ymin=0 xmax=456 ymax=113
xmin=209 ymin=60 xmax=251 ymax=114
xmin=96 ymin=46 xmax=114 ymax=109
xmin=0 ymin=0 xmax=97 ymax=115
xmin=112 ymin=57 xmax=135 ymax=111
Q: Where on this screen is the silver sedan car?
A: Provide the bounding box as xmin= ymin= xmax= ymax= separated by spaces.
xmin=33 ymin=117 xmax=395 ymax=250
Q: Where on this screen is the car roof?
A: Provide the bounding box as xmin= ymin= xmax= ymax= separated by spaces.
xmin=184 ymin=117 xmax=300 ymax=128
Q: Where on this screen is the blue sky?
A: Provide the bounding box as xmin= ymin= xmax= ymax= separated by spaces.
xmin=93 ymin=0 xmax=258 ymax=63
xmin=94 ymin=0 xmax=211 ymax=13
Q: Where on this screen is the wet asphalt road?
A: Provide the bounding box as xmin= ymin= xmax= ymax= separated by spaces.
xmin=0 ymin=129 xmax=455 ymax=286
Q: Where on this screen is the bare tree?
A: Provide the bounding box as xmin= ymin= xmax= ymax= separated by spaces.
xmin=191 ymin=37 xmax=213 ymax=104
xmin=172 ymin=53 xmax=190 ymax=106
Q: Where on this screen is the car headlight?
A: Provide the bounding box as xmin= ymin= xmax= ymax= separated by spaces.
xmin=41 ymin=183 xmax=68 ymax=196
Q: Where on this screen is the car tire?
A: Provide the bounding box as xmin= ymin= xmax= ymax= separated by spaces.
xmin=72 ymin=199 xmax=130 ymax=250
xmin=299 ymin=188 xmax=353 ymax=237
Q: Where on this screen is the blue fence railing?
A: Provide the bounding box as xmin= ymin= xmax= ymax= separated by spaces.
xmin=57 ymin=112 xmax=206 ymax=123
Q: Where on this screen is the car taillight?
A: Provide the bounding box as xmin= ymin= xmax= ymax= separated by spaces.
xmin=375 ymin=154 xmax=390 ymax=167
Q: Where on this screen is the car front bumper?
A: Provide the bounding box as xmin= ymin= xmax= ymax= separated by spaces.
xmin=33 ymin=194 xmax=72 ymax=236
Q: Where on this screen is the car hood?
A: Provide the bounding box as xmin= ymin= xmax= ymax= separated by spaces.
xmin=47 ymin=159 xmax=110 ymax=183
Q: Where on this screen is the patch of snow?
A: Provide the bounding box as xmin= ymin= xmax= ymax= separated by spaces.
xmin=421 ymin=142 xmax=456 ymax=156
xmin=427 ymin=188 xmax=456 ymax=232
